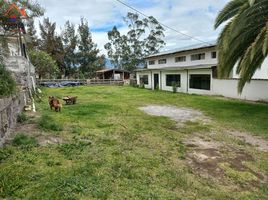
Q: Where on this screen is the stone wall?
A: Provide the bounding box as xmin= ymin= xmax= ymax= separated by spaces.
xmin=0 ymin=92 xmax=27 ymax=147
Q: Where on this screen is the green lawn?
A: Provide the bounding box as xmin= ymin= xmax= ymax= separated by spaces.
xmin=0 ymin=86 xmax=268 ymax=200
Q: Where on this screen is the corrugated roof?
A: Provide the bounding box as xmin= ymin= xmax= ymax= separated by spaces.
xmin=146 ymin=41 xmax=217 ymax=59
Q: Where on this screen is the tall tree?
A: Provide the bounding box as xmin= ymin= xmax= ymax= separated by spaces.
xmin=26 ymin=19 xmax=38 ymax=50
xmin=61 ymin=21 xmax=78 ymax=77
xmin=105 ymin=12 xmax=165 ymax=72
xmin=77 ymin=17 xmax=105 ymax=78
xmin=215 ymin=0 xmax=268 ymax=92
xmin=39 ymin=18 xmax=65 ymax=76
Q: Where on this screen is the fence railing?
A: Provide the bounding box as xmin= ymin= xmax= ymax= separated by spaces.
xmin=37 ymin=79 xmax=125 ymax=86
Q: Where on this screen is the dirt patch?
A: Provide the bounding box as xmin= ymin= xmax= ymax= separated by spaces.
xmin=227 ymin=130 xmax=268 ymax=152
xmin=7 ymin=113 xmax=64 ymax=147
xmin=184 ymin=136 xmax=267 ymax=186
xmin=139 ymin=105 xmax=210 ymax=126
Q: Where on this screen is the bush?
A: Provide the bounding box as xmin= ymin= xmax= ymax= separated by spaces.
xmin=17 ymin=113 xmax=28 ymax=123
xmin=12 ymin=133 xmax=38 ymax=147
xmin=38 ymin=115 xmax=63 ymax=132
xmin=172 ymin=81 xmax=179 ymax=93
xmin=0 ymin=64 xmax=16 ymax=97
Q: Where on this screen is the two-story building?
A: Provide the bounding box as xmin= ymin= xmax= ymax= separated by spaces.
xmin=136 ymin=41 xmax=268 ymax=102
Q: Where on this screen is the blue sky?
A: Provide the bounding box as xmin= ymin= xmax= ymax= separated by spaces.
xmin=37 ymin=0 xmax=229 ymax=54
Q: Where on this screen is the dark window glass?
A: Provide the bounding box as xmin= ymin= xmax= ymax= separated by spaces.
xmin=149 ymin=60 xmax=155 ymax=65
xmin=211 ymin=51 xmax=217 ymax=59
xmin=140 ymin=75 xmax=149 ymax=85
xmin=158 ymin=59 xmax=167 ymax=64
xmin=166 ymin=74 xmax=181 ymax=87
xmin=175 ymin=56 xmax=186 ymax=62
xmin=212 ymin=66 xmax=218 ymax=78
xmin=191 ymin=53 xmax=205 ymax=61
xmin=190 ymin=74 xmax=211 ymax=90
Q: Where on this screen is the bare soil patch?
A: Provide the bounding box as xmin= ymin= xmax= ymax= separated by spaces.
xmin=184 ymin=135 xmax=267 ymax=186
xmin=139 ymin=105 xmax=210 ymax=126
xmin=227 ymin=130 xmax=268 ymax=152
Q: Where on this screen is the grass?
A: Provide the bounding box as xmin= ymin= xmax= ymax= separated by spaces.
xmin=0 ymin=86 xmax=268 ymax=199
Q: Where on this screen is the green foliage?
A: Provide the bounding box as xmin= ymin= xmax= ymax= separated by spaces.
xmin=12 ymin=134 xmax=38 ymax=148
xmin=57 ymin=141 xmax=91 ymax=160
xmin=172 ymin=81 xmax=179 ymax=93
xmin=38 ymin=115 xmax=63 ymax=132
xmin=17 ymin=112 xmax=28 ymax=123
xmin=77 ymin=18 xmax=105 ymax=78
xmin=215 ymin=0 xmax=268 ymax=92
xmin=29 ymin=50 xmax=59 ymax=79
xmin=0 ymin=64 xmax=16 ymax=97
xmin=0 ymin=148 xmax=13 ymax=163
xmin=105 ymin=12 xmax=165 ymax=72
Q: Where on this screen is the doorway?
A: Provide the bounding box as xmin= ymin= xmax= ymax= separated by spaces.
xmin=154 ymin=74 xmax=159 ymax=90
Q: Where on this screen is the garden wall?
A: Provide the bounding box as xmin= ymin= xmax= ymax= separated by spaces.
xmin=0 ymin=92 xmax=27 ymax=147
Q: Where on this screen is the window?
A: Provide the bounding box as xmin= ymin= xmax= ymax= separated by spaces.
xmin=149 ymin=60 xmax=155 ymax=65
xmin=190 ymin=74 xmax=211 ymax=90
xmin=166 ymin=74 xmax=181 ymax=87
xmin=175 ymin=56 xmax=186 ymax=62
xmin=191 ymin=53 xmax=205 ymax=61
xmin=140 ymin=75 xmax=149 ymax=85
xmin=211 ymin=51 xmax=217 ymax=59
xmin=158 ymin=59 xmax=167 ymax=64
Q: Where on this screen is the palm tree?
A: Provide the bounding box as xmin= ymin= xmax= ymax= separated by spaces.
xmin=215 ymin=0 xmax=268 ymax=92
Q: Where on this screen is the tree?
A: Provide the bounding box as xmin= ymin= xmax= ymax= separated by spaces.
xmin=215 ymin=0 xmax=268 ymax=92
xmin=105 ymin=12 xmax=165 ymax=72
xmin=26 ymin=19 xmax=39 ymax=50
xmin=77 ymin=18 xmax=105 ymax=78
xmin=61 ymin=21 xmax=78 ymax=77
xmin=39 ymin=18 xmax=65 ymax=76
xmin=29 ymin=50 xmax=59 ymax=79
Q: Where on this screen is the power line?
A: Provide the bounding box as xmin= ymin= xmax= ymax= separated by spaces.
xmin=114 ymin=0 xmax=212 ymax=45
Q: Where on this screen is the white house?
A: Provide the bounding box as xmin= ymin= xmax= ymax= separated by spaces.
xmin=136 ymin=42 xmax=268 ymax=102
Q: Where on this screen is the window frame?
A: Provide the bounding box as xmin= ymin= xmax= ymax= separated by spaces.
xmin=148 ymin=60 xmax=155 ymax=65
xmin=189 ymin=74 xmax=211 ymax=91
xmin=158 ymin=59 xmax=167 ymax=64
xmin=175 ymin=56 xmax=186 ymax=63
xmin=166 ymin=74 xmax=181 ymax=87
xmin=140 ymin=75 xmax=149 ymax=85
xmin=191 ymin=53 xmax=205 ymax=61
xmin=211 ymin=51 xmax=217 ymax=59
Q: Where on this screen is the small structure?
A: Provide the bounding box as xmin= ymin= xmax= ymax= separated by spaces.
xmin=96 ymin=69 xmax=130 ymax=80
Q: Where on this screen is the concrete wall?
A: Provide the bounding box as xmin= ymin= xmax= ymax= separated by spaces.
xmin=137 ymin=69 xmax=268 ymax=102
xmin=212 ymin=79 xmax=268 ymax=102
xmin=0 ymin=92 xmax=27 ymax=146
xmin=147 ymin=47 xmax=218 ymax=69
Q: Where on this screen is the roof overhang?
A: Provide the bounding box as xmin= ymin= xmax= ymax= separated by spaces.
xmin=135 ymin=65 xmax=214 ymax=72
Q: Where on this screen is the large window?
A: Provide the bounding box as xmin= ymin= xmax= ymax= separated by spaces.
xmin=190 ymin=74 xmax=211 ymax=90
xmin=175 ymin=56 xmax=186 ymax=63
xmin=166 ymin=74 xmax=181 ymax=87
xmin=140 ymin=75 xmax=149 ymax=85
xmin=191 ymin=53 xmax=205 ymax=61
xmin=149 ymin=60 xmax=155 ymax=65
xmin=158 ymin=59 xmax=167 ymax=64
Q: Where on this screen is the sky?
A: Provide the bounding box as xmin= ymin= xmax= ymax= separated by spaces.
xmin=37 ymin=0 xmax=229 ymax=55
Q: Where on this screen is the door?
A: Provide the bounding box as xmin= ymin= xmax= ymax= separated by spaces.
xmin=154 ymin=74 xmax=159 ymax=90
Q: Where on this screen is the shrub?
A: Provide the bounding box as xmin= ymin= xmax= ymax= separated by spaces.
xmin=17 ymin=113 xmax=28 ymax=123
xmin=0 ymin=64 xmax=16 ymax=97
xmin=12 ymin=133 xmax=38 ymax=147
xmin=172 ymin=81 xmax=179 ymax=93
xmin=38 ymin=115 xmax=63 ymax=131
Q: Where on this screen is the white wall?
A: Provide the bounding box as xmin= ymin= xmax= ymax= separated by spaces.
xmin=137 ymin=72 xmax=152 ymax=89
xmin=147 ymin=47 xmax=217 ymax=70
xmin=213 ymin=79 xmax=268 ymax=102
